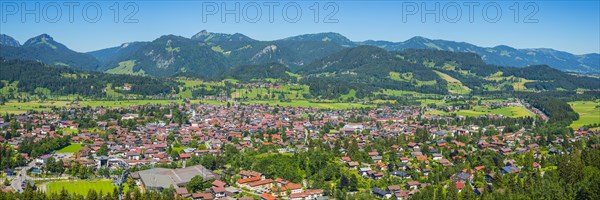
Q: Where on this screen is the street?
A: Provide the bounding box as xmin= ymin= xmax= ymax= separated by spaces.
xmin=10 ymin=160 xmax=35 ymax=192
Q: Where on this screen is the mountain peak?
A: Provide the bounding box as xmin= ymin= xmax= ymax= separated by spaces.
xmin=282 ymin=32 xmax=354 ymax=46
xmin=23 ymin=34 xmax=57 ymax=47
xmin=192 ymin=30 xmax=210 ymax=38
xmin=405 ymin=36 xmax=431 ymax=43
xmin=0 ymin=34 xmax=21 ymax=47
xmin=191 ymin=30 xmax=255 ymax=42
xmin=33 ymin=33 xmax=54 ymax=41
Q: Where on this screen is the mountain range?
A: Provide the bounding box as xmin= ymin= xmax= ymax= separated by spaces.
xmin=0 ymin=31 xmax=598 ymax=76
xmin=0 ymin=34 xmax=100 ymax=71
xmin=1 ymin=31 xmax=599 ymax=99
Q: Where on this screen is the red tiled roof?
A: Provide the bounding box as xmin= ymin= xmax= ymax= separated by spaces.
xmin=237 ymin=176 xmax=261 ymax=184
xmin=261 ymin=192 xmax=277 ymax=200
xmin=249 ymin=179 xmax=272 ymax=187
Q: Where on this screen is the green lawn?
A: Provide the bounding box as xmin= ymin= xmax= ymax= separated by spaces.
xmin=56 ymin=144 xmax=83 ymax=153
xmin=569 ymin=101 xmax=600 ymax=129
xmin=47 ymin=179 xmax=117 ymax=196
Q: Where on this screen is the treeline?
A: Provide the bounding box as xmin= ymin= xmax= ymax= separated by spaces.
xmin=0 ymin=143 xmax=27 ymax=169
xmin=0 ymin=59 xmax=179 ymax=98
xmin=18 ymin=135 xmax=71 ymax=158
xmin=501 ymin=65 xmax=600 ymax=91
xmin=520 ymin=93 xmax=579 ymax=124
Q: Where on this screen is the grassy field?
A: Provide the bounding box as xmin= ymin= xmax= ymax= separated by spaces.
xmin=427 ymin=106 xmax=533 ymax=118
xmin=340 ymin=89 xmax=357 ymax=101
xmin=0 ymin=101 xmax=70 ymax=114
xmin=105 ymin=60 xmax=145 ymax=76
xmin=47 ymin=179 xmax=117 ymax=196
xmin=569 ymin=101 xmax=600 ymax=129
xmin=0 ymin=100 xmax=183 ymax=114
xmin=56 ymin=144 xmax=83 ymax=153
xmin=433 ymin=70 xmax=471 ymax=94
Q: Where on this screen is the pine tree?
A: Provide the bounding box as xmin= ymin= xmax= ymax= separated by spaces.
xmin=462 ymin=182 xmax=475 ymax=200
xmin=446 ymin=182 xmax=459 ymax=200
xmin=87 ymin=189 xmax=98 ymax=200
xmin=435 ymin=184 xmax=446 ymax=200
xmin=3 ymin=178 xmax=9 ymax=186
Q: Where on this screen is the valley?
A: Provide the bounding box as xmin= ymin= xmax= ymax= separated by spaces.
xmin=1 ymin=31 xmax=599 ymax=200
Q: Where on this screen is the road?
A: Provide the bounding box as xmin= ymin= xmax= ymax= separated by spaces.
xmin=11 ymin=160 xmax=36 ymax=192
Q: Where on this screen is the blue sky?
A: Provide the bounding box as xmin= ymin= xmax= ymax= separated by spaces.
xmin=1 ymin=0 xmax=598 ymax=54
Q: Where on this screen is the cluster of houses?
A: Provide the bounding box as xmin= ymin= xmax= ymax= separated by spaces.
xmin=235 ymin=170 xmax=325 ymax=200
xmin=1 ymin=101 xmax=598 ymax=199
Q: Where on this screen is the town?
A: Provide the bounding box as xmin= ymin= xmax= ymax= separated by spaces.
xmin=1 ymin=100 xmax=598 ymax=200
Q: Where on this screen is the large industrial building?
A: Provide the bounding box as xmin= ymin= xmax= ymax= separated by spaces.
xmin=131 ymin=164 xmax=220 ymax=191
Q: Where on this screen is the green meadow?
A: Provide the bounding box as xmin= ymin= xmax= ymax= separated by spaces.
xmin=569 ymin=101 xmax=600 ymax=129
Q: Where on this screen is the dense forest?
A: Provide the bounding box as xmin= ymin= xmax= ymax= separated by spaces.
xmin=221 ymin=63 xmax=295 ymax=82
xmin=520 ymin=93 xmax=580 ymax=125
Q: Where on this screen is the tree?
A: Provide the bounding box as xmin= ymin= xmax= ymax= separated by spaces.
xmin=97 ymin=144 xmax=109 ymax=156
xmin=462 ymin=182 xmax=475 ymax=200
xmin=338 ymin=174 xmax=349 ymax=190
xmin=186 ymin=175 xmax=205 ymax=193
xmin=558 ymin=149 xmax=584 ymax=185
xmin=3 ymin=178 xmax=9 ymax=186
xmin=348 ymin=174 xmax=359 ymax=191
xmin=201 ymin=155 xmax=217 ymax=170
xmin=435 ymin=185 xmax=445 ymax=200
xmin=133 ymin=188 xmax=142 ymax=200
xmin=170 ymin=149 xmax=180 ymax=160
xmin=446 ymin=182 xmax=458 ymax=200
xmin=87 ymin=189 xmax=98 ymax=200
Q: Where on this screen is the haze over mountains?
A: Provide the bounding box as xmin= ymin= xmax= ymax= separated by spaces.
xmin=0 ymin=31 xmax=598 ymax=76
